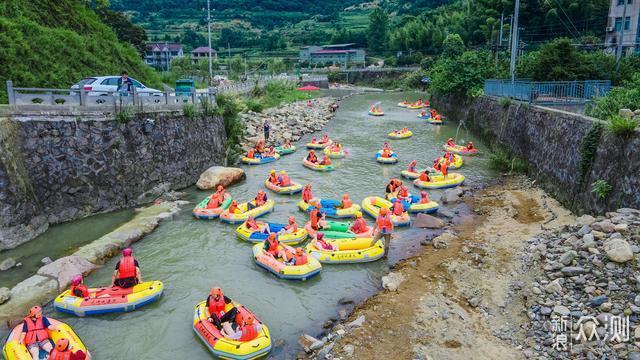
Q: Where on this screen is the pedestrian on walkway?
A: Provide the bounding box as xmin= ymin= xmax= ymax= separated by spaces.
xmin=117 ymin=71 xmax=133 ymax=96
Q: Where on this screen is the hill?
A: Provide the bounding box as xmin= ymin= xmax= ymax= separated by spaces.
xmin=0 ymin=0 xmax=160 ymax=102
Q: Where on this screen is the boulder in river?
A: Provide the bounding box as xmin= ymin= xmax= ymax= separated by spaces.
xmin=0 ymin=287 xmax=11 ymax=305
xmin=0 ymin=275 xmax=58 ymax=323
xmin=603 ymin=238 xmax=634 ymax=263
xmin=37 ymin=255 xmax=98 ymax=290
xmin=382 ymin=272 xmax=405 ymax=292
xmin=440 ymin=188 xmax=463 ymax=204
xmin=196 ymin=166 xmax=245 ymax=190
xmin=0 ymin=257 xmax=16 ymax=271
xmin=414 ymin=214 xmax=446 ymax=229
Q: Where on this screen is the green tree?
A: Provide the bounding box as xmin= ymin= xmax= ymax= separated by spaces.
xmin=429 ymin=50 xmax=506 ymax=97
xmin=367 ymin=7 xmax=389 ymax=53
xmin=441 ymin=34 xmax=464 ymax=58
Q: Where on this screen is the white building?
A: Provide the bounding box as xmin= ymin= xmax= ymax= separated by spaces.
xmin=605 ymin=0 xmax=640 ymax=55
xmin=145 ymin=43 xmax=184 ymax=71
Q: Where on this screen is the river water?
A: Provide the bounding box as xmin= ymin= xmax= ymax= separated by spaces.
xmin=1 ymin=91 xmax=496 ymax=358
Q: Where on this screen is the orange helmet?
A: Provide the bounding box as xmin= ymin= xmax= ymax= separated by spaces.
xmin=28 ymin=306 xmax=42 ymax=317
xmin=210 ymin=287 xmax=223 ymax=298
xmin=244 ymin=314 xmax=255 ymax=325
xmin=343 ymin=194 xmax=349 ymax=199
xmin=380 ymin=208 xmax=388 ymax=215
xmin=55 ymin=338 xmax=69 ymax=351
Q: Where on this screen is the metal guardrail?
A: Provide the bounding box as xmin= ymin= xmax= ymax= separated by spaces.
xmin=304 ymin=67 xmax=420 ymax=74
xmin=483 ymin=79 xmax=612 ymax=105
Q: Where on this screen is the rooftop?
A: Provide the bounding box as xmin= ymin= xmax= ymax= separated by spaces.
xmin=311 ymin=50 xmax=358 ymax=54
xmin=146 ymin=43 xmax=183 ymax=52
xmin=192 ymin=46 xmax=217 ymax=53
xmin=321 ymin=43 xmax=356 ymax=48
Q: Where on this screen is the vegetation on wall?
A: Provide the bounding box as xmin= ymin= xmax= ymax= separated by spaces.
xmin=578 ymin=122 xmax=604 ymax=188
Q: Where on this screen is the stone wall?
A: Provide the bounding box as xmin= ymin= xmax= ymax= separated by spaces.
xmin=0 ymin=112 xmax=226 ymax=250
xmin=432 ymin=95 xmax=640 ymax=214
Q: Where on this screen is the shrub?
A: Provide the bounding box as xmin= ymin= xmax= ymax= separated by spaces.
xmin=215 ymin=93 xmax=245 ymax=164
xmin=245 ymin=98 xmax=264 ymax=113
xmin=586 ymin=74 xmax=640 ymax=120
xmin=115 ymin=107 xmax=134 ymax=123
xmin=429 ymin=50 xmax=506 ymax=98
xmin=591 ymin=179 xmax=613 ymax=200
xmin=183 ymin=103 xmax=196 ymax=119
xmin=499 ymin=97 xmax=512 ymax=109
xmin=489 ymin=148 xmax=527 ymax=174
xmin=608 ymin=114 xmax=638 ymax=138
xmin=199 ymin=95 xmax=216 ymax=117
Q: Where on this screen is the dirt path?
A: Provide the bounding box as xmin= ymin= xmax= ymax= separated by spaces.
xmin=328 ymin=176 xmax=574 ymax=360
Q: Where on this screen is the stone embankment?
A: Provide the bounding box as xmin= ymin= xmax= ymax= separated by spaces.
xmin=239 ymin=96 xmax=347 ymax=151
xmin=0 ymin=200 xmax=186 ymax=324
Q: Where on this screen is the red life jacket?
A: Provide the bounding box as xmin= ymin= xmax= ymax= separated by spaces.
xmin=247 ymin=149 xmax=255 ymax=158
xmin=50 ymin=349 xmax=72 ymax=360
xmin=420 ymin=195 xmax=430 ymax=204
xmin=310 ymin=209 xmax=321 ymax=229
xmin=268 ymin=174 xmax=278 ymax=184
xmin=255 ymin=193 xmax=266 ymax=205
xmin=23 ymin=317 xmax=49 ymax=345
xmin=294 ymin=253 xmax=308 ymax=265
xmin=341 ymin=199 xmax=352 ymax=208
xmin=71 ymin=284 xmax=89 ymax=298
xmin=117 ymin=256 xmax=136 ymax=279
xmin=302 ymin=188 xmax=312 ymax=203
xmin=351 ymin=218 xmax=367 ymax=233
xmin=279 ymin=174 xmax=291 ymax=187
xmin=392 ymin=202 xmax=404 ymax=216
xmin=239 ymin=324 xmax=259 ymax=341
xmin=317 ymin=239 xmax=333 ymax=250
xmin=246 ymin=219 xmax=260 ymax=231
xmin=419 ymin=172 xmax=430 ymax=182
xmin=398 ymin=187 xmax=408 ymax=197
xmin=441 ymin=164 xmax=448 ymax=175
xmin=266 ymin=238 xmax=279 ymax=255
xmin=208 ymin=295 xmax=226 ymax=317
xmin=376 ymin=214 xmax=393 ymax=233
xmin=206 ymin=197 xmax=220 ymax=209
xmin=285 ymin=223 xmax=298 ymax=232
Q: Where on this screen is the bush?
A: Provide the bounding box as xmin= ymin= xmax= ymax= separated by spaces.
xmin=183 ymin=104 xmax=196 ymax=118
xmin=328 ymin=71 xmax=342 ymax=83
xmin=591 ymin=179 xmax=613 ymax=200
xmin=429 ymin=50 xmax=506 ymax=98
xmin=489 ymin=148 xmax=528 ymax=174
xmin=215 ymin=93 xmax=245 ymax=164
xmin=608 ymin=114 xmax=638 ymax=138
xmin=199 ymin=95 xmax=216 ymax=117
xmin=245 ymin=98 xmax=264 ymax=113
xmin=115 ymin=107 xmax=134 ymax=123
xmin=499 ymin=97 xmax=512 ymax=108
xmin=586 ymin=74 xmax=640 ymax=120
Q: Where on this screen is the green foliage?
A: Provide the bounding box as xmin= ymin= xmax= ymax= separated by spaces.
xmin=245 ymin=98 xmax=264 ymax=113
xmin=578 ymin=123 xmax=604 ymax=188
xmin=183 ymin=103 xmax=196 ymax=119
xmin=0 ymin=0 xmax=161 ymax=103
xmin=591 ymin=179 xmax=613 ymax=200
xmin=327 ymin=71 xmax=342 ymax=83
xmin=367 ymin=7 xmax=389 ymax=53
xmin=608 ymin=115 xmax=639 ymax=138
xmin=586 ymin=74 xmax=640 ymax=120
xmin=429 ymin=50 xmax=506 ymax=98
xmin=489 ymin=148 xmax=528 ymax=174
xmin=199 ymin=95 xmax=216 ymax=117
xmin=115 ymin=106 xmax=134 ymax=123
xmin=214 ymin=93 xmax=245 ymax=164
xmin=95 ymin=8 xmax=147 ymax=55
xmin=499 ymin=97 xmax=512 ymax=109
xmin=257 ymin=80 xmax=312 ymax=109
xmin=442 ymin=34 xmax=464 ymax=58
xmin=420 ymin=57 xmax=435 ymax=70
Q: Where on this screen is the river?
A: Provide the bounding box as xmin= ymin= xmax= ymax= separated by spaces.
xmin=1 ymin=91 xmax=496 ymax=358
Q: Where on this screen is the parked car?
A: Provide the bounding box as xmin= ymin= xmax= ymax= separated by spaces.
xmin=70 ymin=76 xmax=162 ymax=96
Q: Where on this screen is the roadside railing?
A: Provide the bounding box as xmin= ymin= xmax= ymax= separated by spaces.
xmin=483 ymin=79 xmax=612 ymax=105
xmin=306 ymin=67 xmax=420 ymax=73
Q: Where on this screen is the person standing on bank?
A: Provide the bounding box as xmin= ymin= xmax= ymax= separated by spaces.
xmin=263 ymin=119 xmax=271 ymax=143
xmin=117 ymin=71 xmax=134 ymax=96
xmin=370 ymin=207 xmax=394 ymax=257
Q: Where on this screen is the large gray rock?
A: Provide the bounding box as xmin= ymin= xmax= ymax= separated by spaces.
xmin=0 ymin=258 xmax=16 ymax=271
xmin=433 ymin=232 xmax=458 ymax=249
xmin=576 ymin=214 xmax=595 ymax=226
xmin=196 ymin=166 xmax=245 ymax=190
xmin=382 ymin=272 xmax=405 ymax=292
xmin=603 ymin=238 xmax=634 ymax=263
xmin=0 ymin=275 xmax=59 ymax=323
xmin=440 ymin=188 xmax=463 ymax=204
xmin=414 ymin=213 xmax=445 ymax=229
xmin=0 ymin=287 xmax=11 ymax=305
xmin=37 ymin=256 xmax=98 ymax=290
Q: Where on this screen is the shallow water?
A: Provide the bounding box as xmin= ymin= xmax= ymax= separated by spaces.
xmin=1 ymin=91 xmax=496 ymax=358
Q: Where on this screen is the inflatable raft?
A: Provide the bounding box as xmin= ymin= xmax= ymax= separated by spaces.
xmin=306 ymin=140 xmax=333 ymax=150
xmin=274 ymin=145 xmax=296 ymax=155
xmin=368 ymin=110 xmax=384 ymax=116
xmin=264 ymin=179 xmax=303 ymax=195
xmin=375 ymin=150 xmax=398 ymax=164
xmin=3 ymin=318 xmax=91 ymax=360
xmin=388 ymin=130 xmax=413 ymax=140
xmin=298 ymin=199 xmax=361 ymax=219
xmin=236 ymin=221 xmax=308 ymax=245
xmin=302 ymin=159 xmax=334 ymax=172
xmin=54 ymin=281 xmax=164 ymax=316
xmin=361 ymin=196 xmax=410 ymax=227
xmin=385 ymin=193 xmax=439 ymax=214
xmin=413 ymin=173 xmax=465 ymax=189
xmin=241 ymin=153 xmax=281 ymax=165
xmin=252 ymin=243 xmax=322 ymax=280
xmin=219 ymin=200 xmax=275 ymax=224
xmin=444 ymin=145 xmax=479 ymax=156
xmin=417 ymin=113 xmax=431 ymax=119
xmin=193 ymin=300 xmax=271 ymax=360
xmin=397 ymin=102 xmax=409 ymax=108
xmin=439 ymin=154 xmax=463 ymax=169
xmin=406 ymin=104 xmax=423 ymax=109
xmin=192 ymin=196 xmax=233 ymax=219
xmin=306 ymin=237 xmax=385 ymax=264
xmin=324 ymin=147 xmax=345 ymax=159
xmin=401 ymin=169 xmax=430 ymax=179
xmin=304 ymin=220 xmax=372 ymax=239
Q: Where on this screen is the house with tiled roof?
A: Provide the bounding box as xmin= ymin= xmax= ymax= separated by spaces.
xmin=191 ymin=46 xmax=217 ymax=64
xmin=145 ymin=43 xmax=184 ymax=71
xmin=299 ymin=44 xmax=365 ymax=67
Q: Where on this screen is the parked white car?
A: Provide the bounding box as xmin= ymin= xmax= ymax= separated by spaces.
xmin=70 ymin=76 xmax=162 ymax=96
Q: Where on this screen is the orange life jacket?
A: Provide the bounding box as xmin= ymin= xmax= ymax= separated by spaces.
xmin=441 ymin=164 xmax=448 ymax=175
xmin=310 ymin=209 xmax=320 ymax=229
xmin=398 ymin=187 xmax=408 ymax=197
xmin=419 ymin=172 xmax=430 ymax=182
xmin=247 ymin=149 xmax=255 ymax=159
xmin=266 ymin=238 xmax=279 ymax=255
xmin=302 ymin=188 xmax=312 ymax=203
xmin=239 ymin=324 xmax=259 ymax=341
xmin=376 ymin=214 xmax=393 ymax=232
xmin=246 ymin=219 xmax=260 ymax=231
xmin=208 ymin=294 xmax=226 ymax=317
xmin=228 ymin=203 xmax=238 ymax=213
xmin=307 ymin=153 xmax=317 ymax=163
xmin=320 ymin=156 xmax=331 ymax=165
xmin=420 ymin=194 xmax=430 ymax=204
xmin=117 ymin=256 xmax=136 ymax=279
xmin=71 ymin=284 xmax=89 ymax=298
xmin=408 ymin=162 xmax=416 ymax=172
xmin=50 ymin=349 xmax=72 ymax=360
xmin=317 ymin=238 xmax=334 ymax=250
xmin=279 ymin=174 xmax=291 ymax=187
xmin=293 ymin=253 xmax=308 ymax=265
xmin=285 ymin=223 xmax=298 ymax=232
xmin=268 ymin=174 xmax=278 ymax=184
xmin=206 ymin=197 xmax=220 ymax=209
xmin=392 ymin=202 xmax=404 ymax=216
xmin=351 ymin=218 xmax=368 ymax=233
xmin=255 ymin=193 xmax=266 ymax=205
xmin=23 ymin=317 xmax=49 ymax=345
xmin=341 ymin=199 xmax=352 ymax=208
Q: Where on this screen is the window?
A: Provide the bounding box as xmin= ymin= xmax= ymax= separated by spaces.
xmin=131 ymin=79 xmax=144 ymax=88
xmin=625 ymin=16 xmax=631 ymax=30
xmin=101 ymin=78 xmax=119 ymax=86
xmin=615 ymin=17 xmax=623 ymax=31
xmin=618 ymin=0 xmax=624 ymax=5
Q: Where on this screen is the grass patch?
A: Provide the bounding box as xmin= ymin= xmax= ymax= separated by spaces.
xmin=115 ymin=107 xmax=134 ymax=123
xmin=183 ymin=103 xmax=196 ymax=119
xmin=489 ymin=148 xmax=528 ymax=174
xmin=499 ymin=97 xmax=512 ymax=108
xmin=608 ymin=114 xmax=638 ymax=138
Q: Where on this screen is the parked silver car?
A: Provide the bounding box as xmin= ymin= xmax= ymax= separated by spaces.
xmin=70 ymin=76 xmax=162 ymax=96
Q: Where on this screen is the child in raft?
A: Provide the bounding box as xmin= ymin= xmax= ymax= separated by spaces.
xmin=319 ymin=154 xmax=332 ymax=166
xmin=277 ymin=171 xmax=292 ymax=187
xmin=220 ymin=313 xmax=261 ymax=342
xmin=283 ymin=139 xmax=293 ymax=148
xmin=385 ymin=179 xmax=402 ymax=194
xmin=446 ymin=138 xmax=456 ymax=147
xmin=407 ymin=160 xmax=418 ymax=173
xmin=381 ymin=148 xmax=393 ymax=158
xmin=419 ymin=170 xmax=431 ymax=182
xmin=267 ymin=170 xmax=279 ymax=184
xmin=467 ymin=142 xmax=476 ymax=150
xmin=320 ymin=134 xmax=330 ymax=144
xmin=312 ymin=232 xmax=338 ymax=251
xmin=263 ymin=232 xmax=290 ymax=261
xmin=306 ymin=150 xmax=318 ymax=163
xmin=285 ymin=248 xmax=308 ymax=266
xmin=349 ymin=212 xmax=369 ymax=234
xmin=419 ymin=191 xmax=431 ymax=204
xmin=338 ymin=194 xmax=352 ymax=209
xmin=302 ymin=184 xmax=314 ymax=203
xmin=247 ymin=190 xmax=268 ymax=210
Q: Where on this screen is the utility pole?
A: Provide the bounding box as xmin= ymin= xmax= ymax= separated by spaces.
xmin=499 ymin=12 xmax=504 ymax=48
xmin=616 ymin=0 xmax=629 ymax=65
xmin=507 ymin=15 xmax=513 ymax=53
xmin=510 ymin=0 xmax=520 ymax=83
xmin=207 ymin=0 xmax=213 ymax=84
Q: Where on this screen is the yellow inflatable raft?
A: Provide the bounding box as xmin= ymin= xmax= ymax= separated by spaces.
xmin=439 ymin=154 xmax=463 ymax=169
xmin=368 ymin=110 xmax=384 ymax=116
xmin=413 ymin=173 xmax=465 ymax=189
xmin=236 ymin=221 xmax=308 ymax=245
xmin=220 ymin=200 xmax=275 ymax=224
xmin=3 ymin=318 xmax=91 ymax=360
xmin=264 ymin=179 xmax=303 ymax=195
xmin=252 ymin=243 xmax=322 ymax=280
xmin=406 ymin=104 xmax=423 ymax=109
xmin=444 ymin=145 xmax=479 ymax=156
xmin=303 ymin=158 xmax=334 ymax=171
xmin=361 ymin=196 xmax=410 ymax=226
xmin=193 ymin=300 xmax=271 ymax=359
xmin=306 ymin=140 xmax=333 ymax=149
xmin=385 ymin=193 xmax=439 ymax=214
xmin=306 ymin=237 xmax=385 ymax=264
xmin=388 ymin=130 xmax=413 ymax=140
xmin=298 ymin=199 xmax=361 ymax=219
xmin=323 ymin=146 xmax=345 ymax=158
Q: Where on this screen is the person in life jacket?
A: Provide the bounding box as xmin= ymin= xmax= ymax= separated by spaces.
xmin=69 ymin=275 xmax=91 ymax=298
xmin=307 ymin=100 xmax=313 ymax=108
xmin=385 ymin=179 xmax=401 ymax=194
xmin=248 ymin=190 xmax=268 ymax=210
xmin=283 ymin=139 xmax=292 ymax=148
xmin=266 ymin=146 xmax=276 ymax=157
xmin=402 ymin=127 xmax=409 ymax=133
xmin=302 ymin=184 xmax=313 ymax=203
xmin=206 ymin=194 xmax=220 ymax=209
xmin=49 ymin=338 xmax=77 ymax=360
xmin=245 ymin=215 xmax=263 ymax=232
xmin=227 ymin=200 xmax=239 ymax=214
xmin=432 ymin=159 xmax=442 ymax=173
xmin=444 ymin=151 xmax=454 ymax=163
xmin=20 ymin=306 xmax=56 ymax=358
xmin=419 ymin=170 xmax=431 ymax=182
xmin=306 ymin=150 xmax=318 ymax=163
xmin=381 ymin=148 xmax=392 ymax=158
xmin=467 ymin=141 xmax=475 ymax=150
xmin=246 ymin=148 xmax=255 ymax=159
xmin=111 ymin=248 xmax=142 ymax=288
xmin=311 ymin=137 xmax=318 ymax=144
xmin=287 ymin=248 xmax=308 ymax=266
xmin=383 ymin=142 xmax=391 ymax=150
xmin=440 ymin=161 xmax=449 ymax=178
xmin=280 ymin=216 xmax=298 ymax=234
xmin=321 ymin=134 xmax=329 ymax=144
xmin=339 ymin=194 xmax=352 ymax=209
xmin=263 ymin=232 xmax=289 ymax=260
xmin=370 ymin=105 xmax=375 ymax=112
xmin=419 ymin=191 xmax=431 ymax=204
xmin=312 ymin=232 xmax=337 ymax=251
xmin=255 ymin=139 xmax=265 ymax=153
xmin=207 ymin=185 xmax=226 ymax=209
xmin=319 ymin=154 xmax=332 ymax=166
xmin=419 ymin=110 xmax=427 ymax=117
xmin=370 ymin=207 xmax=394 ymax=257
xmin=206 ymin=287 xmax=238 ymax=330
xmin=434 ymin=114 xmax=442 ymax=121
xmin=392 ymin=199 xmax=405 ymax=216
xmin=407 ymin=160 xmax=418 ymax=173
xmin=431 ymin=109 xmax=437 ymax=117
xmin=446 ymin=138 xmax=455 ymax=147
xmin=309 ymin=203 xmax=322 ymax=231
xmin=278 ymin=171 xmax=292 ymax=187
xmin=349 ymin=212 xmax=369 ymax=234
xmin=268 ymin=170 xmax=279 ymax=184
xmin=221 ymin=313 xmax=262 ymax=341
xmin=396 ymin=185 xmax=409 ymax=200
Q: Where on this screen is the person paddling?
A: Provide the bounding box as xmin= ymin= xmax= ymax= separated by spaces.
xmin=111 ymin=248 xmax=142 ymax=288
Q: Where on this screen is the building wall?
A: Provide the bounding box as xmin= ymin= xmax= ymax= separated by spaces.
xmin=606 ymin=0 xmax=640 ymax=53
xmin=0 ymin=113 xmax=226 ymax=250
